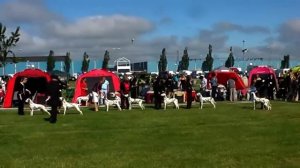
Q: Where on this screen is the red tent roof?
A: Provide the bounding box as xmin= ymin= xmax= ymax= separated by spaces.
xmin=207 ymin=71 xmax=246 ymax=90
xmin=3 ymin=68 xmax=51 ymax=108
xmin=72 ymin=69 xmax=120 ymax=103
xmin=248 ymin=66 xmax=278 ymax=88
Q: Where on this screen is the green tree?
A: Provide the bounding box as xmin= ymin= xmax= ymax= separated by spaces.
xmin=202 ymin=44 xmax=214 ymax=71
xmin=0 ymin=23 xmax=20 ymax=70
xmin=46 ymin=50 xmax=55 ymax=72
xmin=81 ymin=52 xmax=90 ymax=73
xmin=280 ymin=54 xmax=290 ymax=69
xmin=225 ymin=47 xmax=234 ymax=68
xmin=177 ymin=60 xmax=183 ymax=71
xmin=181 ymin=47 xmax=189 ymax=70
xmin=102 ymin=50 xmax=110 ymax=69
xmin=158 ymin=48 xmax=167 ymax=72
xmin=64 ymin=52 xmax=71 ymax=75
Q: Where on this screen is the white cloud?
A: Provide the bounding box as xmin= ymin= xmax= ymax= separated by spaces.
xmin=0 ymin=0 xmax=61 ymax=24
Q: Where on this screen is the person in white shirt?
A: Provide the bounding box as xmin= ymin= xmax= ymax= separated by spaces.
xmin=0 ymin=77 xmax=6 ymax=93
xmin=199 ymin=75 xmax=207 ymax=96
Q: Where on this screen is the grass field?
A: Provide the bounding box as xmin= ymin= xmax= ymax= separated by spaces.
xmin=1 ymin=101 xmax=300 ymax=168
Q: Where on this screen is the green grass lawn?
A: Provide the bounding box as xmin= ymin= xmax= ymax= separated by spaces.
xmin=1 ymin=101 xmax=300 ymax=168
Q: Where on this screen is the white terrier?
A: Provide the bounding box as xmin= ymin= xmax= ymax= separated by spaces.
xmin=61 ymin=98 xmax=83 ymax=115
xmin=251 ymin=92 xmax=271 ymax=110
xmin=104 ymin=95 xmax=122 ymax=112
xmin=76 ymin=94 xmax=90 ymax=106
xmin=124 ymin=94 xmax=145 ymax=110
xmin=26 ymin=98 xmax=51 ymax=116
xmin=161 ymin=93 xmax=179 ymax=110
xmin=196 ymin=93 xmax=216 ymax=109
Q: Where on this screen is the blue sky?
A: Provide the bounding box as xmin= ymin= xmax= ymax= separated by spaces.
xmin=0 ymin=0 xmax=300 ymax=72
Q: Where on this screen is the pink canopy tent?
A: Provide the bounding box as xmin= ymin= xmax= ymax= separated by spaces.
xmin=248 ymin=66 xmax=278 ymax=89
xmin=3 ymin=68 xmax=51 ymax=108
xmin=72 ymin=69 xmax=120 ymax=103
xmin=207 ymin=71 xmax=246 ymax=90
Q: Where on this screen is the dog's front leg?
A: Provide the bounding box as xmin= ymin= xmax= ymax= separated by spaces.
xmin=212 ymin=101 xmax=216 ymax=108
xmin=140 ymin=102 xmax=144 ymax=110
xmin=129 ymin=102 xmax=132 ymax=110
xmin=200 ymin=100 xmax=203 ymax=109
xmin=43 ymin=108 xmax=51 ymax=115
xmin=116 ymin=103 xmax=122 ymax=111
xmin=63 ymin=106 xmax=67 ymax=115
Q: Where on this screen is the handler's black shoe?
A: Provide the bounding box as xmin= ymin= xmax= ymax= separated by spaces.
xmin=49 ymin=119 xmax=57 ymax=124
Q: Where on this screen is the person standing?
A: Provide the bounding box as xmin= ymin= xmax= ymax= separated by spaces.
xmin=45 ymin=75 xmax=64 ymax=123
xmin=179 ymin=74 xmax=187 ymax=91
xmin=186 ymin=76 xmax=193 ymax=109
xmin=0 ymin=77 xmax=6 ymax=94
xmin=267 ymin=75 xmax=275 ymax=100
xmin=153 ymin=77 xmax=163 ymax=110
xmin=120 ymin=75 xmax=131 ymax=109
xmin=17 ymin=77 xmax=31 ymax=115
xmin=227 ymin=78 xmax=236 ymax=101
xmin=80 ymin=78 xmax=88 ymax=96
xmin=92 ymin=78 xmax=102 ymax=111
xmin=130 ymin=76 xmax=138 ymax=98
xmin=100 ymin=77 xmax=109 ymax=104
xmin=199 ymin=75 xmax=207 ymax=96
xmin=166 ymin=73 xmax=175 ymax=98
xmin=210 ymin=73 xmax=218 ymax=99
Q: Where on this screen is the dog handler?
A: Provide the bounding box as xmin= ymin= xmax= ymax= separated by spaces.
xmin=45 ymin=75 xmax=66 ymax=123
xmin=92 ymin=78 xmax=102 ymax=112
xmin=17 ymin=77 xmax=31 ymax=115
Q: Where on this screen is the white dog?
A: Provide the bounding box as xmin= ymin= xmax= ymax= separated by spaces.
xmin=251 ymin=92 xmax=271 ymax=110
xmin=61 ymin=98 xmax=83 ymax=115
xmin=196 ymin=93 xmax=216 ymax=109
xmin=104 ymin=95 xmax=122 ymax=112
xmin=26 ymin=98 xmax=51 ymax=116
xmin=161 ymin=93 xmax=179 ymax=110
xmin=124 ymin=94 xmax=145 ymax=110
xmin=76 ymin=94 xmax=90 ymax=106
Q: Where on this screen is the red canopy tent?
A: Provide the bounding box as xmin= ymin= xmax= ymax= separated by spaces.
xmin=207 ymin=71 xmax=246 ymax=90
xmin=72 ymin=69 xmax=120 ymax=103
xmin=248 ymin=66 xmax=278 ymax=89
xmin=3 ymin=68 xmax=51 ymax=108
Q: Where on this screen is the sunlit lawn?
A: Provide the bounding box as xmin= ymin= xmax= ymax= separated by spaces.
xmin=0 ymin=101 xmax=300 ymax=167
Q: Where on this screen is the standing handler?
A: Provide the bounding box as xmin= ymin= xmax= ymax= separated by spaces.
xmin=17 ymin=77 xmax=31 ymax=115
xmin=45 ymin=75 xmax=66 ymax=123
xmin=186 ymin=76 xmax=193 ymax=109
xmin=120 ymin=75 xmax=131 ymax=110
